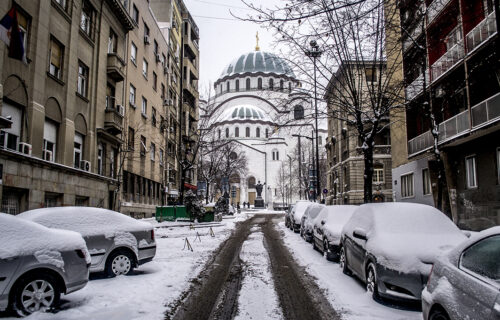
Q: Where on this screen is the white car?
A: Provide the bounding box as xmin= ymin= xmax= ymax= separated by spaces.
xmin=312 ymin=205 xmax=357 ymax=261
xmin=300 ymin=203 xmax=325 ymax=242
xmin=291 ymin=200 xmax=314 ymax=233
xmin=19 ymin=207 xmax=156 ymax=277
xmin=422 ymin=226 xmax=500 ymax=320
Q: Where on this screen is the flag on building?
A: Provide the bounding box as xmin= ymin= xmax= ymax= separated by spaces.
xmin=0 ymin=6 xmax=27 ymax=64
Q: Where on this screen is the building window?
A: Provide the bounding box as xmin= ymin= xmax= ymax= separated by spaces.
xmin=265 ymin=128 xmax=269 ymax=138
xmin=140 ymin=135 xmax=146 ymax=156
xmin=272 ymin=149 xmax=279 ymax=161
xmin=153 ymin=72 xmax=157 ymax=91
xmin=141 ymin=97 xmax=147 ymax=115
xmin=16 ymin=7 xmax=30 ymax=54
xmin=162 ymin=53 xmax=166 ymax=66
xmin=256 ymin=127 xmax=260 ymax=137
xmin=245 ymin=127 xmax=250 ymax=137
xmin=246 ymin=78 xmax=250 ymax=90
xmin=77 ymin=61 xmax=89 ymax=97
xmin=257 ymin=78 xmax=262 ymax=89
xmin=218 ymin=129 xmax=221 ymax=139
xmin=152 ymin=107 xmax=157 ymax=126
xmin=0 ymin=103 xmax=22 ymax=150
xmin=269 ymin=78 xmax=274 ymax=90
xmin=226 ymin=128 xmax=229 ymax=138
xmin=144 ymin=22 xmax=150 ymax=38
xmin=44 ymin=192 xmax=62 ymax=208
xmin=132 ymin=4 xmax=139 ymax=23
xmin=365 ymin=67 xmax=376 ymax=83
xmin=97 ymin=143 xmax=103 ymax=175
xmin=422 ymin=168 xmax=432 ymax=195
xmin=106 ymin=83 xmax=115 ymax=109
xmin=226 ymin=82 xmax=230 ymax=92
xmin=43 ymin=119 xmax=57 ymax=162
xmin=153 ymin=39 xmax=158 ymax=55
xmin=289 ymin=82 xmax=292 ymax=92
xmin=128 ymin=127 xmax=135 ymax=150
xmin=159 ymin=148 xmax=164 ymax=166
xmin=235 ymin=127 xmax=239 ymax=137
xmin=373 ymin=164 xmax=384 ymax=183
xmin=161 ymin=83 xmax=166 ymax=99
xmin=294 ymin=105 xmax=304 ymax=120
xmin=280 ymin=79 xmax=284 ymax=91
xmin=129 ymin=84 xmax=136 ymax=106
xmin=401 ymin=173 xmax=414 ymax=198
xmin=80 ymin=0 xmax=94 ymax=38
xmin=142 ymin=59 xmax=148 ymax=78
xmin=75 ymin=196 xmax=89 ymax=206
xmin=74 ymin=132 xmax=83 ymax=168
xmin=108 ymin=29 xmax=117 ymax=53
xmin=150 ymin=143 xmax=155 ymax=161
xmin=235 ymin=79 xmax=239 ymax=92
xmin=465 ymin=156 xmax=477 ymax=188
xmin=49 ymin=37 xmax=63 ymax=79
xmin=131 ymin=42 xmax=137 ymax=64
xmin=54 ymin=0 xmax=67 ymax=11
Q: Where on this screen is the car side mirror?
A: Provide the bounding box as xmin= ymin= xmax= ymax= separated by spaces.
xmin=353 ymin=228 xmax=368 ymax=241
xmin=321 ymin=220 xmax=325 ymax=225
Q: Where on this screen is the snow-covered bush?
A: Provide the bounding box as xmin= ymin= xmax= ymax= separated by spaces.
xmin=215 ymin=196 xmax=228 ymax=215
xmin=184 ymin=190 xmax=206 ymax=221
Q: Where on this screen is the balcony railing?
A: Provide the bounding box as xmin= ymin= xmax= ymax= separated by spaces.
xmin=466 ymin=11 xmax=497 ymax=54
xmin=405 ymin=71 xmax=429 ymax=100
xmin=426 ymin=0 xmax=452 ymax=26
xmin=430 ymin=41 xmax=464 ymax=82
xmin=471 ymin=91 xmax=500 ymax=129
xmin=403 ymin=21 xmax=424 ymax=51
xmin=408 ymin=92 xmax=500 ymax=155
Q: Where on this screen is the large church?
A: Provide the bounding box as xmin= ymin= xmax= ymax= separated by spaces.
xmin=200 ymin=43 xmax=327 ymax=208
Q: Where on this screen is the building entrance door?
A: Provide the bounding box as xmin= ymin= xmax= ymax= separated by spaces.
xmin=248 ymin=192 xmax=256 ymax=205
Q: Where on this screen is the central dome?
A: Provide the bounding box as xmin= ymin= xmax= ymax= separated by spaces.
xmin=219 ymin=51 xmax=296 ymax=80
xmin=220 ymin=105 xmax=272 ymax=122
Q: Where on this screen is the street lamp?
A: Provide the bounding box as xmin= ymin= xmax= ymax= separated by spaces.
xmin=305 ymin=40 xmax=323 ymax=203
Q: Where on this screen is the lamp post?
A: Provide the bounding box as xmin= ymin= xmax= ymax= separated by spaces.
xmin=305 ymin=40 xmax=323 ymax=203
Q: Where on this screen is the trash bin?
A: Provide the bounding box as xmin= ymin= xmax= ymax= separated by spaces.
xmin=175 ymin=206 xmax=189 ymax=220
xmin=156 ymin=206 xmax=176 ymax=222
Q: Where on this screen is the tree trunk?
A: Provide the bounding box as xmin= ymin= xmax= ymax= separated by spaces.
xmin=363 ymin=146 xmax=374 ymax=203
xmin=205 ymin=181 xmax=210 ymax=204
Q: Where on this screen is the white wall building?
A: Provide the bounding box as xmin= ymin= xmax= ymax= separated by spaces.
xmin=200 ymin=48 xmax=327 ymax=207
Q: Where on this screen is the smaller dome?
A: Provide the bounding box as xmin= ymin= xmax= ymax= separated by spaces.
xmin=220 ymin=105 xmax=271 ymax=122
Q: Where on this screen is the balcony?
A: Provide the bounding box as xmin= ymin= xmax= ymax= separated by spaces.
xmin=405 ymin=71 xmax=429 ymax=100
xmin=471 ymin=91 xmax=500 ymax=129
xmin=430 ymin=41 xmax=464 ymax=83
xmin=107 ymin=53 xmax=126 ymax=82
xmin=426 ymin=0 xmax=452 ymax=26
xmin=105 ymin=0 xmax=135 ymax=30
xmin=466 ymin=11 xmax=497 ymax=54
xmin=104 ymin=96 xmax=124 ymax=135
xmin=402 ymin=21 xmax=424 ymax=52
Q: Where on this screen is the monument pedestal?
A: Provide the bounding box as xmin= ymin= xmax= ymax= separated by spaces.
xmin=254 ymin=197 xmax=265 ymax=208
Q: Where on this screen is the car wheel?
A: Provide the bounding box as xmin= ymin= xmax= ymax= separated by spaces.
xmin=339 ymin=247 xmax=351 ymax=275
xmin=429 ymin=307 xmax=450 ymax=320
xmin=366 ymin=263 xmax=379 ymax=299
xmin=106 ymin=250 xmax=135 ymax=277
xmin=13 ymin=273 xmax=61 ymax=316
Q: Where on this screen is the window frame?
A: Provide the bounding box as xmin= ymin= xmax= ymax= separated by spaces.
xmin=129 ymin=84 xmax=136 ymax=107
xmin=77 ymin=60 xmax=89 ymax=98
xmin=401 ymin=172 xmax=415 ymax=198
xmin=132 ymin=4 xmax=139 ymax=24
xmin=80 ymin=0 xmax=94 ymax=38
xmin=142 ymin=58 xmax=148 ymax=79
xmin=422 ymin=168 xmax=432 ymax=195
xmin=130 ymin=42 xmax=137 ymax=64
xmin=49 ymin=36 xmax=64 ymax=79
xmin=465 ymin=155 xmax=478 ymax=189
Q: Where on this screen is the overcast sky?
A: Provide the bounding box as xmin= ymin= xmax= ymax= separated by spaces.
xmin=182 ymin=0 xmax=281 ymax=95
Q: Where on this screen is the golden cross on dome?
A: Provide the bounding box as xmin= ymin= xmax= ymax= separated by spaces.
xmin=255 ymin=31 xmax=260 ymax=51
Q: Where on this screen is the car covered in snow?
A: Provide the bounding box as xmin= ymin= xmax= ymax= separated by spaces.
xmin=300 ymin=203 xmax=325 ymax=242
xmin=339 ymin=203 xmax=466 ymax=301
xmin=422 ymin=226 xmax=500 ymax=320
xmin=290 ymin=200 xmax=315 ymax=233
xmin=284 ymin=204 xmax=295 ymax=229
xmin=0 ymin=213 xmax=90 ymax=316
xmin=312 ymin=205 xmax=357 ymax=261
xmin=19 ymin=207 xmax=156 ymax=277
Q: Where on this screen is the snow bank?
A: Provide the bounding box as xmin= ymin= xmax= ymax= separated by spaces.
xmin=0 ymin=213 xmax=89 ymax=264
xmin=315 ymin=205 xmax=358 ymax=245
xmin=19 ymin=207 xmax=152 ymax=237
xmin=343 ymin=203 xmax=466 ymax=274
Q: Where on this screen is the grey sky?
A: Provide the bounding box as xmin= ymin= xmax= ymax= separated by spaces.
xmin=183 ymin=0 xmax=281 ymax=95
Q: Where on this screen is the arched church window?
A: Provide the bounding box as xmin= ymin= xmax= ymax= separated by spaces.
xmin=226 ymin=81 xmax=230 ymax=92
xmin=280 ymin=79 xmax=284 ymax=91
xmin=256 ymin=127 xmax=260 ymax=137
xmin=235 ymin=79 xmax=239 ymax=92
xmin=258 ymin=78 xmax=262 ymax=89
xmin=226 ymin=128 xmax=229 ymax=138
xmin=272 ymin=149 xmax=279 ymax=161
xmin=294 ymin=105 xmax=304 ymax=120
xmin=288 ymin=82 xmax=292 ymax=92
xmin=265 ymin=128 xmax=269 ymax=138
xmin=245 ymin=127 xmax=250 ymax=137
xmin=246 ymin=78 xmax=251 ymax=90
xmin=269 ymin=78 xmax=274 ymax=90
xmin=218 ymin=129 xmax=221 ymax=139
xmin=235 ymin=127 xmax=239 ymax=137
xmin=247 ymin=176 xmax=256 ymax=188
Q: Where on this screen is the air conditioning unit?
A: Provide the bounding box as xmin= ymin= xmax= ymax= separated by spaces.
xmin=43 ymin=150 xmax=53 ymax=161
xmin=156 ymin=54 xmax=161 ymax=62
xmin=18 ymin=142 xmax=32 ymax=155
xmin=80 ymin=160 xmax=91 ymax=172
xmin=144 ymin=35 xmax=150 ymax=45
xmin=163 ymin=66 xmax=168 ymax=75
xmin=117 ymin=104 xmax=125 ymax=116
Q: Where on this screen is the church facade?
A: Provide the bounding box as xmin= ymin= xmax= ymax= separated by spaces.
xmin=200 ymin=47 xmax=327 ymax=208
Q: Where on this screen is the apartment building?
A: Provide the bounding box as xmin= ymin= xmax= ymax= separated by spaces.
xmin=0 ymin=0 xmax=133 ymax=213
xmin=324 ymin=61 xmax=393 ymax=205
xmin=394 ymin=0 xmax=499 ymax=230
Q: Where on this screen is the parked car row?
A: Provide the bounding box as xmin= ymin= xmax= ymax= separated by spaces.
xmin=286 ymin=201 xmax=500 ymax=320
xmin=0 ymin=207 xmax=156 ymax=316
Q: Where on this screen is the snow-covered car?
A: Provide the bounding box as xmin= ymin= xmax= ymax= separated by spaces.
xmin=422 ymin=226 xmax=500 ymax=320
xmin=312 ymin=205 xmax=358 ymax=261
xmin=300 ymin=203 xmax=325 ymax=242
xmin=0 ymin=213 xmax=90 ymax=316
xmin=340 ymin=203 xmax=466 ymax=301
xmin=285 ymin=205 xmax=295 ymax=229
xmin=291 ymin=200 xmax=314 ymax=233
xmin=19 ymin=207 xmax=156 ymax=277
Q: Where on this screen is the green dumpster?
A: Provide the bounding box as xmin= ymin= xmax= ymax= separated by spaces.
xmin=199 ymin=212 xmax=214 ymax=223
xmin=155 ymin=206 xmax=176 ymax=222
xmin=175 ymin=206 xmax=189 ymax=220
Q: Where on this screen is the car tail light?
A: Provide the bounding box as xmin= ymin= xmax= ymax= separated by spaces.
xmin=426 ymin=264 xmax=434 ymax=286
xmin=75 ymin=249 xmax=86 ymax=259
xmin=151 ymin=229 xmax=155 ymax=241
